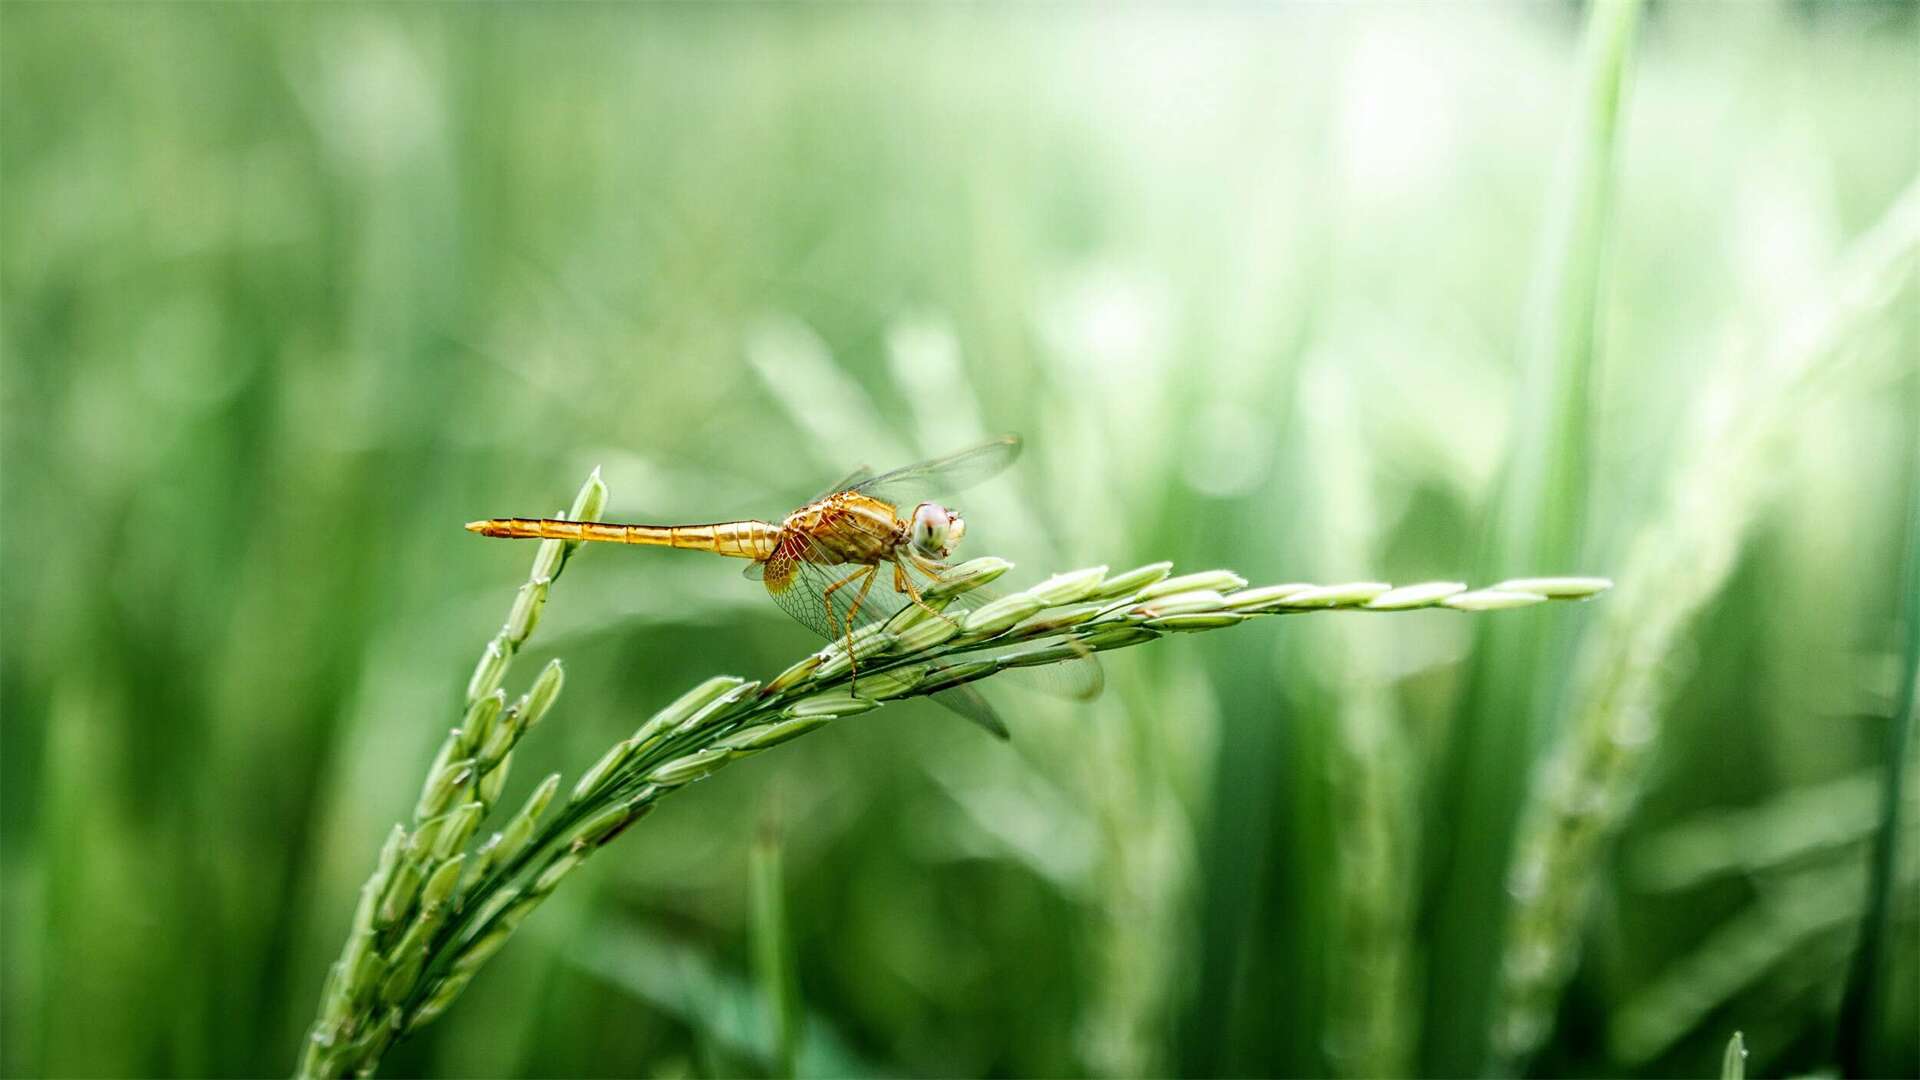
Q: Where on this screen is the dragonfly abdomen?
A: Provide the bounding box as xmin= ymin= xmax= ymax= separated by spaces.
xmin=465 ymin=517 xmax=780 ymax=559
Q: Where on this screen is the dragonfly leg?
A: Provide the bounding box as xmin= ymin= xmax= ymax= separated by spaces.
xmin=893 ymin=560 xmax=956 ymax=624
xmin=845 ymin=566 xmax=881 ymax=691
xmin=822 ymin=564 xmax=880 ymax=691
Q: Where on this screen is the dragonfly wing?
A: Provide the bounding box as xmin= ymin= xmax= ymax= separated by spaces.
xmin=844 ymin=435 xmax=1022 ymax=508
xmin=810 ymin=465 xmax=874 ymax=504
xmin=925 ymin=684 xmax=1009 ymax=740
xmin=759 ymin=533 xmax=904 ymax=643
xmin=758 ymin=538 xmax=1013 ymax=739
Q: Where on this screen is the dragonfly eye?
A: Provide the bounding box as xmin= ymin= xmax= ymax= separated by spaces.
xmin=909 ymin=502 xmax=952 ymax=556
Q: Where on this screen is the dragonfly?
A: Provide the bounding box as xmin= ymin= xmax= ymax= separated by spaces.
xmin=466 ymin=435 xmax=1101 ymax=734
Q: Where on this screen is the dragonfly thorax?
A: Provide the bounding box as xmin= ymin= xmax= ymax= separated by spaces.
xmin=908 ymin=501 xmax=966 ymax=560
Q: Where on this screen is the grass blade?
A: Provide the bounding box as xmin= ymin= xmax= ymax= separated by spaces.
xmin=750 ymin=815 xmax=802 ymax=1080
xmin=1833 ymin=380 xmax=1920 ymax=1075
xmin=1493 ymin=178 xmax=1920 ymax=1071
xmin=1421 ymin=0 xmax=1644 ymax=1072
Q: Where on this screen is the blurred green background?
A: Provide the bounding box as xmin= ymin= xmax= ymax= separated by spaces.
xmin=3 ymin=2 xmax=1917 ymax=1077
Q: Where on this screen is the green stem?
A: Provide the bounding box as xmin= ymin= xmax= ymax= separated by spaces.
xmin=1833 ymin=380 xmax=1920 ymax=1076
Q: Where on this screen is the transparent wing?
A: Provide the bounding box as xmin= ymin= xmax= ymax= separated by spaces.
xmin=842 ymin=435 xmax=1022 ymax=509
xmin=756 ymin=532 xmax=898 ymax=643
xmin=810 ymin=465 xmax=874 ymax=504
xmin=753 ymin=537 xmax=1021 ymax=738
xmin=925 ymin=683 xmax=1009 ymax=740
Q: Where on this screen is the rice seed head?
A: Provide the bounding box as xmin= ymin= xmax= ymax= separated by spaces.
xmin=378 ymin=950 xmax=426 ymax=1008
xmin=414 ymin=758 xmax=477 ymax=826
xmin=519 ymin=660 xmax=565 ymax=730
xmin=340 ymin=929 xmax=384 ymax=1007
xmin=1090 ymin=561 xmax=1174 ymax=599
xmin=532 ymin=851 xmax=586 ymax=895
xmin=352 ymin=826 xmax=409 ymax=935
xmin=786 ymin=693 xmax=884 ymax=720
xmin=959 ymin=593 xmax=1046 ymax=635
xmin=1079 ymin=624 xmax=1160 ymax=651
xmin=646 ymin=746 xmax=733 ymax=787
xmin=1000 ymin=641 xmax=1095 ymax=667
xmin=518 ymin=772 xmax=562 ymax=825
xmin=506 ymin=580 xmax=549 ymax=643
xmin=672 ymin=679 xmax=763 ymax=735
xmin=409 ymin=971 xmax=474 ymax=1028
xmin=391 ymin=903 xmax=443 ymax=963
xmin=476 ymin=705 xmax=520 ymax=765
xmin=1025 ymin=565 xmax=1109 ymax=605
xmin=1224 ymin=583 xmax=1316 ymax=610
xmin=884 ymin=594 xmax=957 ymax=633
xmin=431 ymin=802 xmax=486 ymax=861
xmin=570 ymin=738 xmax=639 ymax=805
xmin=1365 ymin=581 xmax=1469 ymax=610
xmin=376 ymin=860 xmax=424 ymax=929
xmin=924 ymin=556 xmax=1013 ymax=600
xmin=529 ymin=538 xmax=566 ymax=587
xmin=1492 ymin=576 xmax=1614 ymax=598
xmin=894 ymin=615 xmax=962 ymax=653
xmin=414 ymin=733 xmax=462 ymax=820
xmin=569 ymin=801 xmax=641 ymax=850
xmin=1008 ymin=601 xmax=1106 ymax=639
xmin=477 ymin=752 xmax=512 ymax=805
xmin=457 ymin=691 xmax=506 ymax=758
xmin=452 ymin=915 xmax=521 ymax=977
xmin=850 ymin=664 xmax=927 ymax=700
xmin=815 ymin=629 xmax=896 ymax=679
xmin=569 ymin=466 xmax=609 ymax=529
xmin=1133 ymin=589 xmax=1229 ymax=617
xmin=314 ymin=963 xmax=352 ymax=1036
xmin=639 ymin=676 xmax=752 ymax=741
xmin=1136 ymin=570 xmax=1248 ymax=600
xmin=472 ymin=772 xmax=562 ymax=885
xmin=716 ymin=714 xmax=834 ymax=753
xmin=1144 ymin=612 xmax=1248 ymax=631
xmin=763 ymin=653 xmax=823 ymax=695
xmin=914 ymin=661 xmax=999 ymax=694
xmin=465 ymin=640 xmax=509 ymax=705
xmin=1272 ymin=582 xmax=1393 ymax=608
xmin=1444 ymin=588 xmax=1551 ymax=611
xmin=420 ymin=854 xmax=466 ymax=912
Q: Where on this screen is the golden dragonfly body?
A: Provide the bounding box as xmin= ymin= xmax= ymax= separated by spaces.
xmin=470 ymin=487 xmax=957 ymax=646
xmin=467 ymin=435 xmax=1099 ymax=732
xmin=469 ymin=437 xmax=1063 ymax=679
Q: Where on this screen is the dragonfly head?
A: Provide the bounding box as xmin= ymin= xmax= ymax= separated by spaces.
xmin=908 ymin=502 xmax=966 ymax=559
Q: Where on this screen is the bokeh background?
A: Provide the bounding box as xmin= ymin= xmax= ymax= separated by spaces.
xmin=3 ymin=2 xmax=1916 ymax=1077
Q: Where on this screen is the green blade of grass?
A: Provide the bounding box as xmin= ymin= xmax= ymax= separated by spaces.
xmin=1722 ymin=1031 xmax=1747 ymax=1080
xmin=1418 ymin=0 xmax=1645 ymax=1073
xmin=1834 ymin=373 xmax=1920 ymax=1076
xmin=750 ymin=814 xmax=801 ymax=1080
xmin=1494 ymin=178 xmax=1920 ymax=1075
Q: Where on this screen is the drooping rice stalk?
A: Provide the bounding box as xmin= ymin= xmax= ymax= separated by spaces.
xmin=1300 ymin=367 xmax=1417 ymax=1078
xmin=297 ymin=471 xmax=1611 ymax=1078
xmin=1834 ymin=380 xmax=1919 ymax=1076
xmin=1491 ymin=178 xmax=1920 ymax=1068
xmin=298 ymin=471 xmax=607 ymax=1080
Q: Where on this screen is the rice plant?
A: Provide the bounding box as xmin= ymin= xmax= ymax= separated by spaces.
xmin=7 ymin=4 xmax=1913 ymax=1078
xmin=1491 ymin=176 xmax=1920 ymax=1069
xmin=298 ymin=469 xmax=1610 ymax=1077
